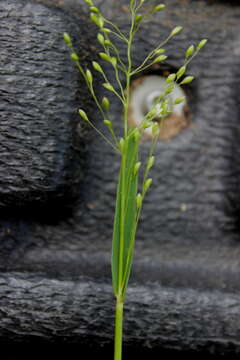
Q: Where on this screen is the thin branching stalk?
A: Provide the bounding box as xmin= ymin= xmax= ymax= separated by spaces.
xmin=63 ymin=1 xmax=207 ymax=359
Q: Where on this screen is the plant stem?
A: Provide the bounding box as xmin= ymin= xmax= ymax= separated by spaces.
xmin=114 ymin=297 xmax=124 ymax=360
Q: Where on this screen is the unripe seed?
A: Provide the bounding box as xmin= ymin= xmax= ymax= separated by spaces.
xmin=135 ymin=14 xmax=143 ymax=23
xmin=97 ymin=33 xmax=105 ymax=45
xmin=174 ymin=96 xmax=185 ymax=105
xmin=134 ymin=162 xmax=141 ymax=176
xmin=98 ymin=16 xmax=104 ymax=28
xmin=176 ymin=65 xmax=186 ymax=80
xmin=170 ymin=26 xmax=183 ymax=37
xmin=90 ymin=6 xmax=99 ymax=13
xmin=71 ymin=53 xmax=79 ymax=62
xmin=180 ymin=76 xmax=194 ymax=85
xmin=166 ymin=73 xmax=176 ymax=83
xmin=104 ymin=40 xmax=111 ymax=47
xmin=103 ymin=83 xmax=115 ymax=92
xmin=103 ymin=119 xmax=112 ymax=127
xmin=154 ymin=4 xmax=166 ymax=12
xmin=99 ymin=52 xmax=112 ymax=63
xmin=90 ymin=13 xmax=104 ymax=28
xmin=185 ymin=45 xmax=195 ymax=58
xmin=90 ymin=13 xmax=100 ymax=26
xmin=154 ymin=55 xmax=167 ymax=63
xmin=147 ymin=156 xmax=155 ymax=171
xmin=101 ymin=28 xmax=111 ymax=34
xmin=102 ymin=97 xmax=110 ymax=111
xmin=92 ymin=61 xmax=103 ymax=73
xmin=197 ymin=39 xmax=208 ymax=49
xmin=86 ymin=69 xmax=93 ymax=84
xmin=111 ymin=57 xmax=117 ymax=67
xmin=144 ymin=178 xmax=153 ymax=192
xmin=84 ymin=0 xmax=93 ymax=5
xmin=165 ymin=83 xmax=175 ymax=95
xmin=79 ymin=109 xmax=89 ymax=122
xmin=63 ymin=32 xmax=72 ymax=47
xmin=154 ymin=48 xmax=166 ymax=55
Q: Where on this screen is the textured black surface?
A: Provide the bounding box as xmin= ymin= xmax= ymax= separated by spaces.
xmin=1 ymin=0 xmax=240 ymax=357
xmin=0 ymin=0 xmax=96 ymax=209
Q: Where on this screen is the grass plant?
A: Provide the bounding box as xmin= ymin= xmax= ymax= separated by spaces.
xmin=64 ymin=1 xmax=207 ymax=359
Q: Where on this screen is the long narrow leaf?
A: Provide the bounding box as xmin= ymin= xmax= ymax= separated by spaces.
xmin=111 ymin=131 xmax=139 ymax=297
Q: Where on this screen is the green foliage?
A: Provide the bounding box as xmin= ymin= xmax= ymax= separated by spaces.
xmin=64 ymin=1 xmax=207 ymax=359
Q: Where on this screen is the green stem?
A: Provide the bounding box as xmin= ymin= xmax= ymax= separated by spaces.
xmin=114 ymin=297 xmax=124 ymax=360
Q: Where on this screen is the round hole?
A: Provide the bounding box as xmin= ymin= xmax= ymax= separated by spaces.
xmin=129 ymin=75 xmax=190 ymax=140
